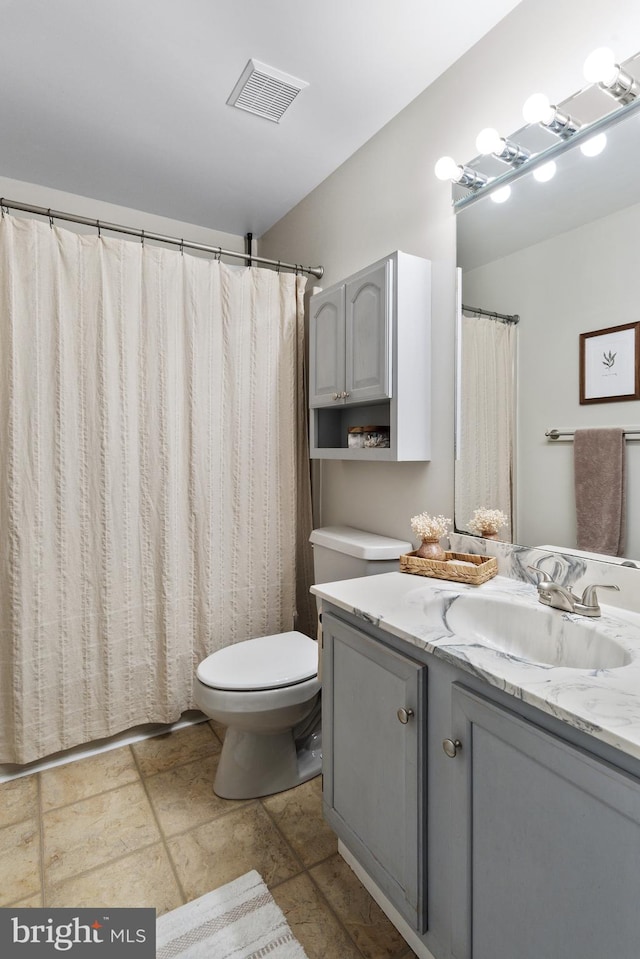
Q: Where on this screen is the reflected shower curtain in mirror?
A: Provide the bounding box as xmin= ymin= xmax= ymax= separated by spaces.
xmin=455 ymin=315 xmax=516 ymax=540
xmin=0 ymin=214 xmax=313 ymax=763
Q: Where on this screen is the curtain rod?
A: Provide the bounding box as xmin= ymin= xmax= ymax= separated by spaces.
xmin=462 ymin=303 xmax=519 ymax=324
xmin=0 ymin=198 xmax=324 ymax=279
xmin=546 ymin=428 xmax=640 ymax=440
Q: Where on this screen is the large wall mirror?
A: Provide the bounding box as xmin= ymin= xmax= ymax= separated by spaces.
xmin=455 ymin=67 xmax=640 ymax=564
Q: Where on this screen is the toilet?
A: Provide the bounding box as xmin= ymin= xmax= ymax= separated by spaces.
xmin=194 ymin=525 xmax=411 ymax=799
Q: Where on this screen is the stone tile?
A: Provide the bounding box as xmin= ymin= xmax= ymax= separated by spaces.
xmin=145 ymin=755 xmax=246 ymax=837
xmin=167 ymin=803 xmax=301 ymax=901
xmin=271 ymin=872 xmax=363 ymax=959
xmin=43 ymin=781 xmax=160 ymax=884
xmin=47 ymin=842 xmax=183 ymax=915
xmin=311 ymin=854 xmax=409 ymax=959
xmin=0 ymin=774 xmax=39 ymax=828
xmin=7 ymin=891 xmax=44 ymax=908
xmin=133 ymin=723 xmax=220 ymax=777
xmin=40 ymin=747 xmax=140 ymax=811
xmin=262 ymin=776 xmax=337 ymax=866
xmin=0 ymin=819 xmax=41 ymax=906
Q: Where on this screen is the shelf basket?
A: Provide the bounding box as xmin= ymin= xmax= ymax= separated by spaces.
xmin=399 ymin=550 xmax=498 ymax=586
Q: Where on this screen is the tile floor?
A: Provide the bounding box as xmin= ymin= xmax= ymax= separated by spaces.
xmin=0 ymin=720 xmax=416 ymax=959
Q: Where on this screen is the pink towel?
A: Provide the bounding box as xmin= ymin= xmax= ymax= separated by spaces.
xmin=574 ymin=427 xmax=626 ymax=556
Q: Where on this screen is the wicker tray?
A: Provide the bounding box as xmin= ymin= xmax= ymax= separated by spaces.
xmin=399 ymin=550 xmax=498 ymax=585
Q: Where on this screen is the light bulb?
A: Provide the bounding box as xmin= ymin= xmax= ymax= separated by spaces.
xmin=476 ymin=127 xmax=504 ymax=156
xmin=434 ymin=156 xmax=461 ymax=181
xmin=583 ymin=47 xmax=619 ymax=85
xmin=523 ymin=93 xmax=555 ymax=125
xmin=533 ymin=161 xmax=557 ymax=183
xmin=490 ymin=185 xmax=511 ymax=204
xmin=580 ymin=132 xmax=607 ymax=157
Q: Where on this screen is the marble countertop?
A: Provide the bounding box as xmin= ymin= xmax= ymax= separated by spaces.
xmin=312 ymin=571 xmax=640 ymax=762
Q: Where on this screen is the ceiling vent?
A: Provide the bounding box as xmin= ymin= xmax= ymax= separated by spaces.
xmin=227 ymin=59 xmax=308 ymax=123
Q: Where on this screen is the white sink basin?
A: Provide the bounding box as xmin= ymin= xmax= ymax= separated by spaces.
xmin=444 ymin=594 xmax=632 ymax=670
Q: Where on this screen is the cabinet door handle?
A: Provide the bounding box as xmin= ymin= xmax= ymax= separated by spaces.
xmin=342 ymin=391 xmax=350 ymax=399
xmin=331 ymin=392 xmax=340 ymax=401
xmin=442 ymin=738 xmax=462 ymax=758
xmin=397 ymin=707 xmax=414 ymax=724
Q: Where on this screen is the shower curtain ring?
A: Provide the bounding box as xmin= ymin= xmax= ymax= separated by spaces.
xmin=277 ymin=260 xmax=281 ymax=274
xmin=0 ymin=198 xmax=5 ymax=218
xmin=215 ymin=247 xmax=221 ymax=262
xmin=141 ymin=229 xmax=145 ymax=247
xmin=96 ymin=219 xmax=101 ymax=238
xmin=180 ymin=238 xmax=184 ymax=256
xmin=48 ymin=209 xmax=54 ymax=229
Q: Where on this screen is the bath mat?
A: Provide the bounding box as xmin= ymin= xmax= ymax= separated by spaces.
xmin=156 ymin=870 xmax=309 ymax=959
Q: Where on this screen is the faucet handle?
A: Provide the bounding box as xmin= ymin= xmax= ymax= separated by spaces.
xmin=579 ymin=583 xmax=620 ymax=605
xmin=528 ymin=564 xmax=561 ymax=589
xmin=528 ymin=563 xmax=551 ymax=583
xmin=575 ymin=583 xmax=620 ymax=617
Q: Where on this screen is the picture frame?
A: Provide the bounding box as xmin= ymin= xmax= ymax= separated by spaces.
xmin=579 ymin=322 xmax=640 ymax=404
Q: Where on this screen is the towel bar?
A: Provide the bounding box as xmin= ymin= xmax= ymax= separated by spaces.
xmin=545 ymin=428 xmax=640 ymax=441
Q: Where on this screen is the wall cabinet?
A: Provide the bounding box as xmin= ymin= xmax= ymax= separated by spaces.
xmin=321 ymin=611 xmax=427 ymax=931
xmin=321 ymin=604 xmax=640 ymax=959
xmin=309 ymin=251 xmax=431 ymax=460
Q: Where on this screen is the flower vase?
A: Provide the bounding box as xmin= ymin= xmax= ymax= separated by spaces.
xmin=416 ymin=537 xmax=446 ymax=561
xmin=481 ymin=530 xmax=499 ymax=541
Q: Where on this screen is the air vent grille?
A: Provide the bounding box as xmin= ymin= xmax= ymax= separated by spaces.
xmin=227 ymin=59 xmax=308 ymax=122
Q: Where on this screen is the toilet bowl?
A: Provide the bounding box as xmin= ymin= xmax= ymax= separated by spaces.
xmin=194 ymin=631 xmax=321 ymax=799
xmin=195 ymin=526 xmax=411 ymax=800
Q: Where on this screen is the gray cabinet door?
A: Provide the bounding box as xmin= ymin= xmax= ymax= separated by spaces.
xmin=450 ymin=684 xmax=640 ymax=959
xmin=345 ymin=261 xmax=391 ymax=404
xmin=309 ymin=285 xmax=345 ymax=407
xmin=322 ymin=612 xmax=427 ymax=931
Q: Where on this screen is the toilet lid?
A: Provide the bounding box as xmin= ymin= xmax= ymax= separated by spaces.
xmin=197 ymin=631 xmax=318 ymax=691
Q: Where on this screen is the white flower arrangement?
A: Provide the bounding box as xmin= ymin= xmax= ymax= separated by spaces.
xmin=410 ymin=512 xmax=451 ymax=541
xmin=468 ymin=508 xmax=508 ymax=536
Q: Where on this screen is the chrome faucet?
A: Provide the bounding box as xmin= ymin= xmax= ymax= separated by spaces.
xmin=528 ymin=565 xmax=619 ymax=617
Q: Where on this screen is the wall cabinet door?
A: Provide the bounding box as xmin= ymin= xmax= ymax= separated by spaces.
xmin=449 ymin=684 xmax=640 ymax=959
xmin=309 ymin=251 xmax=430 ymax=460
xmin=309 ymin=285 xmax=346 ymax=408
xmin=345 ymin=260 xmax=391 ymax=404
xmin=322 ymin=611 xmax=427 ymax=931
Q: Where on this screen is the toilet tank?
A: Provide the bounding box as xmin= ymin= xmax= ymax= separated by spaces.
xmin=309 ymin=526 xmax=412 ymax=584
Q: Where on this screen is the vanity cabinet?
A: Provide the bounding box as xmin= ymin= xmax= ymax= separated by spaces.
xmin=320 ymin=603 xmax=640 ymax=959
xmin=309 ymin=251 xmax=431 ymax=461
xmin=449 ymin=684 xmax=640 ymax=959
xmin=321 ymin=611 xmax=428 ymax=931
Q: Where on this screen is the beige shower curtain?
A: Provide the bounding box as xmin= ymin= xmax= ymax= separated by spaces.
xmin=0 ymin=213 xmax=314 ymax=764
xmin=455 ymin=314 xmax=516 ymax=540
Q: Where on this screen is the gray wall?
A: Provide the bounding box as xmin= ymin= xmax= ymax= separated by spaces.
xmin=260 ymin=0 xmax=640 ymax=545
xmin=0 ymin=175 xmax=245 ymax=255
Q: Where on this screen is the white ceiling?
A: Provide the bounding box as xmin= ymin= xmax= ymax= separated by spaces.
xmin=0 ymin=0 xmax=522 ymax=236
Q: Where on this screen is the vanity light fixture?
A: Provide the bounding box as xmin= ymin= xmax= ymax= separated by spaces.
xmin=583 ymin=47 xmax=638 ymax=104
xmin=579 ymin=132 xmax=607 ymax=157
xmin=490 ymin=185 xmax=511 ymax=203
xmin=475 ymin=127 xmax=531 ymax=165
xmin=533 ymin=160 xmax=557 ymax=182
xmin=434 ymin=156 xmax=488 ymax=189
xmin=522 ymin=93 xmax=582 ymax=138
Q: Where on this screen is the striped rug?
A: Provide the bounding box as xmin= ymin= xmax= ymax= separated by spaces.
xmin=156 ymin=871 xmax=309 ymax=959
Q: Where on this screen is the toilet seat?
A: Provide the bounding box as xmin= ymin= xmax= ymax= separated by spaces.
xmin=197 ymin=631 xmax=318 ymax=692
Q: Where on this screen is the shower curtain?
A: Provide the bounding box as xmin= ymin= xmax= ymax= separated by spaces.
xmin=455 ymin=314 xmax=516 ymax=540
xmin=0 ymin=213 xmax=314 ymax=764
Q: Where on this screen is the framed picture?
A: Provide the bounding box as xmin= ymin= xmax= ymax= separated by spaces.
xmin=580 ymin=322 xmax=640 ymax=404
